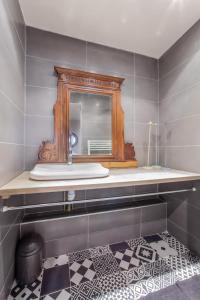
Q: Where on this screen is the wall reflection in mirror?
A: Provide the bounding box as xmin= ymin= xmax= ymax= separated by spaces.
xmin=70 ymin=91 xmax=112 ymax=156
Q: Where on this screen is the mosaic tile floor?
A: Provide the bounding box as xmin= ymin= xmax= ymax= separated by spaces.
xmin=8 ymin=232 xmax=200 ymax=300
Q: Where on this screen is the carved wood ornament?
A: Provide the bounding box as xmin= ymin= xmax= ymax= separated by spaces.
xmin=38 ymin=67 xmax=136 ymax=164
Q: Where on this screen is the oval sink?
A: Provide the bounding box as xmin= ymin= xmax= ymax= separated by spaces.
xmin=29 ymin=163 xmax=110 ymax=180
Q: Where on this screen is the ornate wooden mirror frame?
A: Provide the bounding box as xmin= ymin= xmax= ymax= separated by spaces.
xmin=38 ymin=67 xmax=137 ymax=166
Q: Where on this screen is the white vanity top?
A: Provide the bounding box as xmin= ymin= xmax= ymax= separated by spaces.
xmin=0 ymin=167 xmax=200 ymax=199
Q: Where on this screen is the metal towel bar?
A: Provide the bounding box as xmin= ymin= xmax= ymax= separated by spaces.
xmin=0 ymin=187 xmax=196 ymax=212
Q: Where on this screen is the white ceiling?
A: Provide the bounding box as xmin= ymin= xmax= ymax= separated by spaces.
xmin=19 ymin=0 xmax=200 ymax=58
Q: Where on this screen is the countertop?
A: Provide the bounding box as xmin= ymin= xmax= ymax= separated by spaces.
xmin=0 ymin=167 xmax=200 ymax=199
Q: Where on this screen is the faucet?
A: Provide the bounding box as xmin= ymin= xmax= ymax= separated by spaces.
xmin=68 ymin=133 xmax=73 ymax=165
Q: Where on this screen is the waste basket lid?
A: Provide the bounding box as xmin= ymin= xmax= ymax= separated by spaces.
xmin=16 ymin=233 xmax=43 ymax=256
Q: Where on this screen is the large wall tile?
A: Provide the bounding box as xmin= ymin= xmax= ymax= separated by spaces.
xmin=88 ymin=225 xmax=139 ymax=248
xmin=3 ymin=0 xmax=25 ymax=48
xmin=87 ymin=42 xmax=134 ymax=76
xmin=141 ymin=203 xmax=166 ymax=236
xmin=25 ymin=115 xmax=54 ymax=147
xmin=159 ymin=83 xmax=200 ymax=123
xmin=0 ymin=196 xmax=23 ymax=242
xmin=26 ymin=86 xmax=57 ymax=116
xmin=135 ymin=76 xmax=158 ymax=102
xmin=0 ymin=219 xmax=20 ymax=292
xmin=0 ymin=92 xmax=24 ymax=144
xmin=45 ymin=234 xmax=88 ymax=258
xmin=27 ymin=27 xmax=86 ymax=67
xmin=166 ymin=196 xmax=188 ymax=233
xmin=24 ymin=192 xmax=64 ymax=215
xmin=135 ymin=53 xmax=158 ymax=79
xmin=134 ymin=123 xmax=157 ymax=147
xmin=160 ymin=116 xmax=200 ymax=147
xmin=159 ymin=146 xmax=200 ymax=173
xmin=0 ymin=39 xmax=24 ymax=112
xmin=85 ymin=186 xmax=133 ymax=200
xmin=21 ymin=215 xmax=89 ymax=242
xmin=134 ymin=146 xmax=157 ymax=167
xmin=159 ymin=20 xmax=200 ymax=78
xmin=26 ymin=56 xmax=58 ymax=88
xmin=0 ymin=144 xmax=24 ymax=187
xmin=159 ymin=19 xmax=200 ymax=254
xmin=0 ymin=0 xmax=24 ymax=297
xmin=88 ymin=208 xmax=140 ymax=247
xmin=135 ymin=99 xmax=158 ymax=123
xmin=25 ymin=146 xmax=39 ymax=170
xmin=0 ymin=264 xmax=14 ymax=300
xmin=160 ymin=50 xmax=200 ymax=101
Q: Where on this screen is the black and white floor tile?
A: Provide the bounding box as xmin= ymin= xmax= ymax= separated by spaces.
xmin=126 ymin=237 xmax=148 ymax=249
xmin=69 ymin=249 xmax=91 ymax=263
xmin=8 ymin=272 xmax=43 ymax=300
xmin=43 ymin=255 xmax=69 ymax=269
xmin=89 ymin=245 xmax=111 ymax=258
xmin=71 ymin=279 xmax=101 ymax=300
xmin=69 ymin=258 xmax=97 ymax=286
xmin=92 ymin=253 xmax=120 ymax=277
xmin=9 ymin=232 xmax=200 ymax=300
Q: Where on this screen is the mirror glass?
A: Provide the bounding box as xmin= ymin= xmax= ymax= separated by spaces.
xmin=69 ymin=91 xmax=112 ymax=156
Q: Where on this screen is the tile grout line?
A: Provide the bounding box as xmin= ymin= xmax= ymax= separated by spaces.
xmin=0 ymin=89 xmax=24 ymax=115
xmin=26 ymin=84 xmax=57 ymax=90
xmin=160 ymin=79 xmax=200 ymax=104
xmin=0 ymin=262 xmax=14 ymax=297
xmin=0 ymin=141 xmax=24 ymax=146
xmin=26 ymin=54 xmax=159 ymax=81
xmin=3 ymin=0 xmax=25 ymax=53
xmin=0 ymin=212 xmax=21 ymax=247
xmin=24 ymin=25 xmax=27 ymax=172
xmin=133 ymin=53 xmax=136 ymax=143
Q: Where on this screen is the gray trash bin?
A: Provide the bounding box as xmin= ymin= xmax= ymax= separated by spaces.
xmin=16 ymin=233 xmax=43 ymax=285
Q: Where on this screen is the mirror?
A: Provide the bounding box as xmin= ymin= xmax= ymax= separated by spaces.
xmin=70 ymin=91 xmax=112 ymax=156
xmin=38 ymin=67 xmax=136 ymax=165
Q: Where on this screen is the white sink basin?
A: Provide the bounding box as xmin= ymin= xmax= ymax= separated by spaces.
xmin=29 ymin=163 xmax=109 ymax=180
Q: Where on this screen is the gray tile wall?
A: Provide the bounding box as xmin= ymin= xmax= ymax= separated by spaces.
xmin=0 ymin=0 xmax=25 ymax=298
xmin=21 ymin=199 xmax=166 ymax=257
xmin=159 ymin=19 xmax=200 ymax=255
xmin=23 ymin=27 xmax=161 ymax=258
xmin=25 ymin=26 xmax=159 ymax=169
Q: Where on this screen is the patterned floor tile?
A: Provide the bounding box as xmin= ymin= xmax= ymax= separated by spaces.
xmin=149 ymin=240 xmax=178 ymax=258
xmin=9 ymin=272 xmax=43 ymax=300
xmin=126 ymin=237 xmax=148 ymax=249
xmin=89 ymin=245 xmax=112 ymax=258
xmin=135 ymin=245 xmax=158 ymax=263
xmin=114 ymin=244 xmax=158 ymax=272
xmin=125 ymin=264 xmax=150 ymax=285
xmin=41 ymin=265 xmax=70 ymax=296
xmin=92 ymin=253 xmax=120 ymax=277
xmin=160 ymin=233 xmax=189 ymax=256
xmin=69 ymin=249 xmax=91 ymax=263
xmin=109 ymin=241 xmax=130 ymax=253
xmin=144 ymin=234 xmax=163 ymax=244
xmin=145 ymin=259 xmax=172 ymax=277
xmin=130 ymin=269 xmax=177 ymax=299
xmin=114 ymin=248 xmax=140 ymax=271
xmin=70 ymin=258 xmax=97 ymax=286
xmin=71 ymin=279 xmax=102 ymax=299
xmin=97 ymin=271 xmax=127 ymax=294
xmin=40 ymin=288 xmax=71 ymax=300
xmin=164 ymin=253 xmax=200 ymax=281
xmin=99 ymin=286 xmax=135 ymax=300
xmin=43 ymin=255 xmax=69 ymax=269
xmin=8 ymin=233 xmax=200 ymax=300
